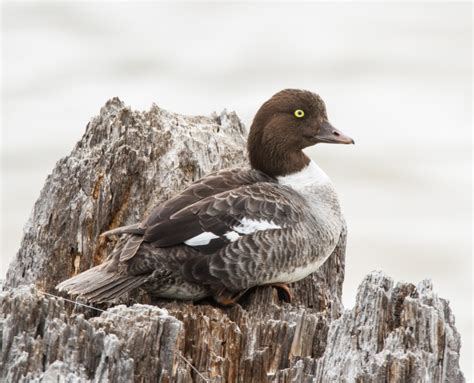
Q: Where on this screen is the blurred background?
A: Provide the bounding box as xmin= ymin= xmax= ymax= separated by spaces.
xmin=1 ymin=2 xmax=471 ymax=379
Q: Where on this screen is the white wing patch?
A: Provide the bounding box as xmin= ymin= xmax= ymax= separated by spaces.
xmin=224 ymin=231 xmax=240 ymax=242
xmin=184 ymin=232 xmax=219 ymax=246
xmin=185 ymin=219 xmax=282 ymax=247
xmin=232 ymin=218 xmax=281 ymax=234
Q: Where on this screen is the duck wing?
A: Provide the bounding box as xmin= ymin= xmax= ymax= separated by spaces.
xmin=144 ymin=182 xmax=308 ymax=253
xmin=101 ymin=168 xmax=274 ymax=261
xmin=144 ymin=168 xmax=274 ymax=228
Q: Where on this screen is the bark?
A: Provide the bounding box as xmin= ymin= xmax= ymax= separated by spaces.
xmin=1 ymin=99 xmax=464 ymax=382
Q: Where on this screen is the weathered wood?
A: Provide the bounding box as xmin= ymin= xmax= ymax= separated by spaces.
xmin=0 ymin=99 xmax=464 ymax=382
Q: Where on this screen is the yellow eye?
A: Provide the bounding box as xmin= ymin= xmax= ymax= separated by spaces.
xmin=294 ymin=109 xmax=305 ymax=118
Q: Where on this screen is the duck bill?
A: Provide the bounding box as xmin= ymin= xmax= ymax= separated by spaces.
xmin=316 ymin=121 xmax=354 ymax=145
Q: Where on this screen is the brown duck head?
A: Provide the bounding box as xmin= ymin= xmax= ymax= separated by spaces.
xmin=247 ymin=89 xmax=354 ymax=177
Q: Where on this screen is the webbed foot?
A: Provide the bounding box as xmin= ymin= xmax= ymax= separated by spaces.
xmin=213 ymin=287 xmax=249 ymax=306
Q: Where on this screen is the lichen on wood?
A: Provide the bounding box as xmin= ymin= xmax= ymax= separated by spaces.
xmin=0 ymin=99 xmax=464 ymax=382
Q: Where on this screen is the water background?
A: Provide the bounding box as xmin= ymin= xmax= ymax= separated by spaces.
xmin=1 ymin=2 xmax=471 ymax=379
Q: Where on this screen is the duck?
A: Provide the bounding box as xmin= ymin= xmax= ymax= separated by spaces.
xmin=56 ymin=89 xmax=354 ymax=305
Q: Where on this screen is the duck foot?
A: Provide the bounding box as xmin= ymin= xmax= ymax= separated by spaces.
xmin=213 ymin=288 xmax=249 ymax=306
xmin=271 ymin=283 xmax=292 ymax=303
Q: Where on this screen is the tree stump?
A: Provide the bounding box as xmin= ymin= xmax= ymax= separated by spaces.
xmin=0 ymin=99 xmax=464 ymax=382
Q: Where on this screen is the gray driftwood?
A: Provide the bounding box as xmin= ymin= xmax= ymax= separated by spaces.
xmin=1 ymin=99 xmax=464 ymax=382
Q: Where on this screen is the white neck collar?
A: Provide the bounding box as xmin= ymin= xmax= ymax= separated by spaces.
xmin=277 ymin=160 xmax=330 ymax=189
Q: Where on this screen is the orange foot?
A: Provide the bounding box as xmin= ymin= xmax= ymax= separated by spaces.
xmin=213 ymin=288 xmax=249 ymax=306
xmin=271 ymin=283 xmax=292 ymax=303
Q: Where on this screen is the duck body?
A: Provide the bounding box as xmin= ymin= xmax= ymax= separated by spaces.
xmin=57 ymin=89 xmax=353 ymax=304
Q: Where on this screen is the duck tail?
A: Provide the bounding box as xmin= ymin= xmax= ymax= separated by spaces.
xmin=56 ymin=262 xmax=147 ymax=302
